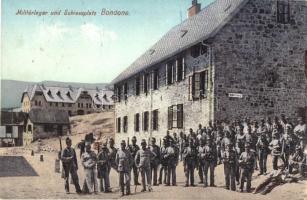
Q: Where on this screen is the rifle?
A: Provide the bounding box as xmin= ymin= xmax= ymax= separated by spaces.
xmin=159 ymin=138 xmax=161 ymax=148
xmin=55 ymin=136 xmax=62 ymax=174
xmin=128 ymin=137 xmax=130 ymax=147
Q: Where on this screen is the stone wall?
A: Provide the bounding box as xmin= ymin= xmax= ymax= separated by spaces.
xmin=33 ymin=124 xmax=70 ymax=141
xmin=212 ymin=0 xmax=307 ymax=122
xmin=115 ymin=49 xmax=212 ymax=146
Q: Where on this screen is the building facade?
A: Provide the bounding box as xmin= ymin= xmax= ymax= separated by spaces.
xmin=0 ymin=111 xmax=26 ymax=147
xmin=112 ymin=0 xmax=307 ymax=145
xmin=23 ymin=108 xmax=70 ymax=145
xmin=21 ymin=84 xmax=114 ymax=116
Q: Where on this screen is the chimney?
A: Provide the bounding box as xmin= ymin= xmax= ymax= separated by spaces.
xmin=188 ymin=0 xmax=201 ymax=18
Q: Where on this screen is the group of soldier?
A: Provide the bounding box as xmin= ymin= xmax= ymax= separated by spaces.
xmin=60 ymin=115 xmax=307 ymax=196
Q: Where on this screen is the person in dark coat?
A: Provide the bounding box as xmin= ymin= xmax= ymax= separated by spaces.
xmin=97 ymin=143 xmax=111 ymax=193
xmin=150 ymin=137 xmax=160 ymax=186
xmin=61 ymin=137 xmax=82 ymax=194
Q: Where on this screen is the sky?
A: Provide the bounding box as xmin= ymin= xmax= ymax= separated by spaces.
xmin=1 ymin=0 xmax=215 ymax=83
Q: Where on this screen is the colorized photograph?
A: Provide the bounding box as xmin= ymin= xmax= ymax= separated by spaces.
xmin=0 ymin=0 xmax=307 ymax=199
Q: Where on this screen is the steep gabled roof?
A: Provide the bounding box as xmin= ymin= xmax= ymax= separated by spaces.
xmin=111 ymin=0 xmax=248 ymax=84
xmin=28 ymin=108 xmax=69 ymax=124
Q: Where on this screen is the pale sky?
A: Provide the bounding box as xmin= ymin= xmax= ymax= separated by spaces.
xmin=1 ymin=0 xmax=215 ymax=83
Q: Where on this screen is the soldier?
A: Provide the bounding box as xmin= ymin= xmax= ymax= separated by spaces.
xmin=198 ymin=138 xmax=207 ymax=187
xmin=269 ymin=131 xmax=282 ymax=170
xmin=196 ymin=124 xmax=203 ymax=140
xmin=61 ymin=137 xmax=82 ymax=194
xmin=266 ymin=117 xmax=273 ymax=142
xmin=97 ymin=143 xmax=111 ymax=193
xmin=158 ymin=138 xmax=168 ymax=185
xmin=289 ymin=145 xmax=305 ymax=175
xmin=203 ymin=136 xmax=217 ymax=187
xmin=183 ymin=138 xmax=197 ymax=187
xmin=165 ymin=140 xmax=178 ymax=186
xmin=150 ymin=137 xmax=160 ymax=186
xmin=238 ymin=143 xmax=255 ymax=193
xmin=179 ymin=132 xmax=185 ymax=161
xmin=81 ymin=142 xmax=98 ymax=194
xmin=164 ymin=130 xmax=175 ymax=144
xmin=135 ymin=139 xmax=153 ymax=192
xmin=127 ymin=136 xmax=140 ymax=185
xmin=256 ymin=133 xmax=269 ymax=175
xmin=222 ymin=142 xmax=237 ymax=191
xmin=108 ymin=138 xmax=117 ymax=174
xmin=235 ymin=126 xmax=245 ymax=184
xmin=116 ymin=140 xmax=133 ymax=196
xmin=294 ymin=117 xmax=307 ymax=150
xmin=215 ymin=127 xmax=224 ymax=165
xmin=280 ymin=124 xmax=293 ymax=169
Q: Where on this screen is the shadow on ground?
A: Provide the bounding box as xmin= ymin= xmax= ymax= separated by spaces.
xmin=0 ymin=156 xmax=38 ymax=177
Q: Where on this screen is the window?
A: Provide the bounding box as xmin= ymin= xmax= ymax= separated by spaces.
xmin=62 ymin=103 xmax=65 ymax=107
xmin=89 ymin=104 xmax=92 ymax=108
xmin=153 ymin=69 xmax=159 ymax=90
xmin=81 ymin=103 xmax=83 ymax=108
xmin=277 ymin=1 xmax=290 ymax=24
xmin=189 ymin=70 xmax=209 ymax=100
xmin=27 ymin=125 xmax=32 ymax=132
xmin=168 ymin=104 xmax=184 ymax=129
xmin=166 ymin=62 xmax=174 ymax=85
xmin=143 ymin=111 xmax=149 ymax=131
xmin=123 ymin=116 xmax=128 ymax=133
xmin=6 ymin=126 xmax=12 ymax=133
xmin=115 ymin=85 xmax=122 ymax=102
xmin=116 ymin=117 xmax=121 ymax=133
xmin=135 ymin=76 xmax=141 ymax=96
xmin=68 ymin=110 xmax=72 ymax=116
xmin=134 ymin=113 xmax=140 ymax=132
xmin=124 ymin=83 xmax=128 ymax=100
xmin=191 ymin=43 xmax=208 ymax=58
xmin=143 ymin=74 xmax=149 ymax=94
xmin=305 ymin=51 xmax=307 ymax=79
xmin=68 ymin=104 xmax=72 ymax=107
xmin=55 ymin=102 xmax=58 ymax=107
xmin=38 ymin=101 xmax=42 ymax=106
xmin=191 ymin=44 xmax=201 ymax=58
xmin=176 ymin=57 xmax=185 ymax=82
xmin=152 ymin=109 xmax=159 ymax=131
xmin=35 ymin=100 xmax=38 ymax=106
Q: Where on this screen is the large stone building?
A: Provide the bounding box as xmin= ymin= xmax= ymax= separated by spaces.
xmin=112 ymin=0 xmax=307 ymax=144
xmin=21 ymin=84 xmax=114 ymax=116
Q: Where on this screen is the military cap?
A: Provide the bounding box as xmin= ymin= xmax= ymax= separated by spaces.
xmin=132 ymin=136 xmax=137 ymax=141
xmin=151 ymin=137 xmax=156 ymax=142
xmin=66 ymin=137 xmax=72 ymax=143
xmin=141 ymin=139 xmax=147 ymax=145
xmin=109 ymin=138 xmax=114 ymax=142
xmin=120 ymin=140 xmax=126 ymax=145
xmin=102 ymin=142 xmax=107 ymax=147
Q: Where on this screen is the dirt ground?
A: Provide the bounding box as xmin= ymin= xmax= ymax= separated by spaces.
xmin=0 ymin=145 xmax=306 ymax=200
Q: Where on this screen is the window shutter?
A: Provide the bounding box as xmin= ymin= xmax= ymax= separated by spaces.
xmin=194 ymin=73 xmax=201 ymax=99
xmin=172 ymin=63 xmax=175 ymax=84
xmin=182 ymin=57 xmax=185 ymax=79
xmin=168 ymin=106 xmax=173 ymax=130
xmin=189 ymin=76 xmax=193 ymax=100
xmin=134 ymin=114 xmax=136 ymax=132
xmin=177 ymin=104 xmax=183 ymax=128
xmin=172 ymin=105 xmax=177 ymax=128
xmin=175 ymin=60 xmax=178 ymax=82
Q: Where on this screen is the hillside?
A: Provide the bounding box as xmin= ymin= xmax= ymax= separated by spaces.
xmin=0 ymin=79 xmax=108 ymax=109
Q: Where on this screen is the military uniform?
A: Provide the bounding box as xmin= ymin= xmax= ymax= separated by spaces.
xmin=235 ymin=132 xmax=245 ymax=183
xmin=150 ymin=142 xmax=160 ymax=185
xmin=280 ymin=131 xmax=293 ymax=169
xmin=97 ymin=146 xmax=111 ymax=192
xmin=159 ymin=143 xmax=168 ymax=185
xmin=116 ymin=142 xmax=133 ymax=196
xmin=289 ymin=146 xmax=305 ymax=175
xmin=165 ymin=144 xmax=177 ymax=186
xmin=294 ymin=121 xmax=307 ymax=150
xmin=61 ymin=144 xmax=82 ymax=194
xmin=108 ymin=145 xmax=118 ymax=174
xmin=256 ymin=134 xmax=269 ymax=175
xmin=135 ymin=141 xmax=153 ymax=192
xmin=81 ymin=147 xmax=98 ymax=193
xmin=202 ymin=142 xmax=217 ymax=187
xmin=183 ymin=145 xmax=197 ymax=186
xmin=127 ymin=143 xmax=140 ymax=185
xmin=222 ymin=144 xmax=237 ymax=191
xmin=269 ymin=136 xmax=282 ymax=170
xmin=238 ymin=145 xmax=255 ymax=192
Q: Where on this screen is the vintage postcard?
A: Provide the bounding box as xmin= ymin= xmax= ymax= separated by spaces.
xmin=1 ymin=0 xmax=307 ymax=199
